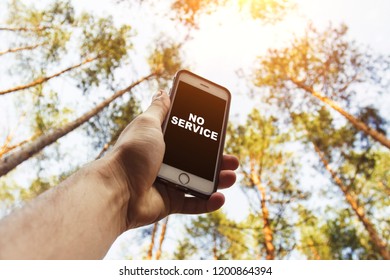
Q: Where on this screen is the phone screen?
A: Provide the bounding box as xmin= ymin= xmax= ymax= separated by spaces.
xmin=163 ymin=81 xmax=227 ymax=181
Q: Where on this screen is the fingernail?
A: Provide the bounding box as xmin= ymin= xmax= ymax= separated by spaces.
xmin=153 ymin=90 xmax=164 ymax=101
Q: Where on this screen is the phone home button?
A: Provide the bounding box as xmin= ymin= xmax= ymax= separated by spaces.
xmin=178 ymin=173 xmax=190 ymax=185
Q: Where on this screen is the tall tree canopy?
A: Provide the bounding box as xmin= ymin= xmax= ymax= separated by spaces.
xmin=1 ymin=0 xmax=388 ymax=261
xmin=253 ymin=24 xmax=390 ymax=148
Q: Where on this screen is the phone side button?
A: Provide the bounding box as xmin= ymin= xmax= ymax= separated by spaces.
xmin=178 ymin=173 xmax=190 ymax=185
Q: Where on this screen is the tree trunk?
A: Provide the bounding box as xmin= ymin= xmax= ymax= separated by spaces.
xmin=155 ymin=217 xmax=169 ymax=260
xmin=0 ymin=56 xmax=99 ymax=95
xmin=250 ymin=160 xmax=275 ymax=260
xmin=0 ymin=135 xmax=35 ymax=158
xmin=0 ymin=73 xmax=155 ymax=177
xmin=0 ymin=26 xmax=49 ymax=32
xmin=313 ymin=143 xmax=390 ymax=260
xmin=292 ymin=79 xmax=390 ymax=149
xmin=311 ymin=90 xmax=390 ymax=149
xmin=308 ymin=238 xmax=321 ymax=260
xmin=147 ymin=222 xmax=159 ymax=260
xmin=0 ymin=43 xmax=45 ymax=56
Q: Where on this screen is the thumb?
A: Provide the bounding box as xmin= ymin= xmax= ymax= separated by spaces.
xmin=143 ymin=90 xmax=171 ymax=125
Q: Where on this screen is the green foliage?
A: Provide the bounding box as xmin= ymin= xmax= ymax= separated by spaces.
xmin=148 ymin=43 xmax=183 ymax=83
xmin=238 ymin=0 xmax=294 ymax=23
xmin=171 ymin=0 xmax=294 ymax=26
xmin=325 ymin=209 xmax=380 ymax=260
xmin=340 ymin=149 xmax=390 ymax=220
xmin=370 ymin=152 xmax=390 ymax=196
xmin=293 ymin=106 xmax=387 ymax=194
xmin=28 ymin=85 xmax=73 ymax=135
xmin=20 ymin=177 xmax=58 ymax=201
xmin=298 ymin=207 xmax=381 ymax=260
xmin=0 ymin=0 xmax=139 ymax=202
xmin=87 ymin=95 xmax=141 ymax=156
xmin=7 ymin=0 xmax=75 ymax=28
xmin=77 ymin=13 xmax=133 ymax=89
xmin=292 ymin=107 xmax=390 ymax=258
xmin=292 ymin=107 xmax=355 ymax=156
xmin=226 ymin=109 xmax=308 ymax=259
xmin=0 ymin=182 xmax=16 ymax=203
xmin=355 ymin=106 xmax=388 ymax=147
xmin=173 ymin=238 xmax=197 ymax=260
xmin=227 ymin=109 xmax=284 ymax=166
xmin=6 ymin=0 xmax=74 ymax=63
xmin=297 ymin=207 xmax=332 ymax=259
xmin=4 ymin=1 xmax=133 ymax=92
xmin=227 ymin=109 xmax=302 ymax=199
xmin=254 ymin=23 xmax=389 ymax=112
xmin=172 ymin=0 xmax=225 ymax=26
xmin=243 ymin=212 xmax=291 ymax=259
xmin=179 ymin=211 xmax=249 ymax=259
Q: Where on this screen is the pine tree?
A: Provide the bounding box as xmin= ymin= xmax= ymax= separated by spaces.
xmin=253 ymin=24 xmax=390 ymax=149
xmin=0 ymin=73 xmax=155 ymax=177
xmin=226 ymin=109 xmax=308 ymax=259
xmin=293 ymin=107 xmax=390 ymax=259
xmin=177 ymin=211 xmax=249 ymax=259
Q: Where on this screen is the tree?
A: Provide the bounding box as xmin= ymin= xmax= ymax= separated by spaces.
xmin=87 ymin=95 xmax=141 ymax=159
xmin=145 ymin=217 xmax=169 ymax=260
xmin=174 ymin=237 xmax=197 ymax=260
xmin=226 ymin=109 xmax=308 ymax=259
xmin=0 ymin=42 xmax=45 ymax=57
xmin=253 ymin=24 xmax=390 ymax=149
xmin=293 ymin=107 xmax=390 ymax=259
xmin=0 ymin=57 xmax=99 ymax=96
xmin=2 ymin=0 xmax=74 ymax=56
xmin=0 ymin=72 xmax=155 ymax=177
xmin=0 ymin=112 xmax=38 ymax=158
xmin=297 ymin=207 xmax=382 ymax=260
xmin=0 ymin=0 xmax=135 ymax=170
xmin=171 ymin=0 xmax=294 ymax=27
xmin=0 ymin=1 xmax=132 ymax=96
xmin=178 ymin=211 xmax=249 ymax=259
xmin=146 ymin=222 xmax=159 ymax=260
xmin=155 ymin=217 xmax=169 ymax=260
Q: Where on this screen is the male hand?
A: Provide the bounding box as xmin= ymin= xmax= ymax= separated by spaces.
xmin=108 ymin=90 xmax=239 ymax=229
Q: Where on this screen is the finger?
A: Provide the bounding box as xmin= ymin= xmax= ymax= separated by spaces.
xmin=177 ymin=192 xmax=225 ymax=215
xmin=218 ymin=170 xmax=236 ymax=189
xmin=143 ymin=90 xmax=171 ymax=125
xmin=221 ymin=154 xmax=239 ymax=171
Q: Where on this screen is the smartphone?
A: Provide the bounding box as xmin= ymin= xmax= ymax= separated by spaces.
xmin=157 ymin=70 xmax=231 ymax=199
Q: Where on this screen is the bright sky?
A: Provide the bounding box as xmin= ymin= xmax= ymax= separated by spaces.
xmin=1 ymin=0 xmax=390 ymax=259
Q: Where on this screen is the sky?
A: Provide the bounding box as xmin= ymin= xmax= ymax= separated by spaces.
xmin=77 ymin=0 xmax=390 ymax=123
xmin=1 ymin=0 xmax=389 ymax=259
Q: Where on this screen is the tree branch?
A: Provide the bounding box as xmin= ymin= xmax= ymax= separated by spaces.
xmin=0 ymin=56 xmax=99 ymax=96
xmin=0 ymin=42 xmax=46 ymax=56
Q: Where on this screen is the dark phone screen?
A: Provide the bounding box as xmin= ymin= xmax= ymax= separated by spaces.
xmin=163 ymin=81 xmax=227 ymax=181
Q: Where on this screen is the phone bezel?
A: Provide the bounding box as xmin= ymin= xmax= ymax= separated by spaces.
xmin=157 ymin=70 xmax=231 ymax=199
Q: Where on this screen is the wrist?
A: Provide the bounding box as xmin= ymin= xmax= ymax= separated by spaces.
xmin=89 ymin=152 xmax=131 ymax=234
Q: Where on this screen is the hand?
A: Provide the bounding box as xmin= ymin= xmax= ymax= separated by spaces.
xmin=0 ymin=89 xmax=238 ymax=259
xmin=107 ymin=90 xmax=239 ymax=229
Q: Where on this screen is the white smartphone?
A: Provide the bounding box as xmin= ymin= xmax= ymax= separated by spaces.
xmin=157 ymin=70 xmax=231 ymax=199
